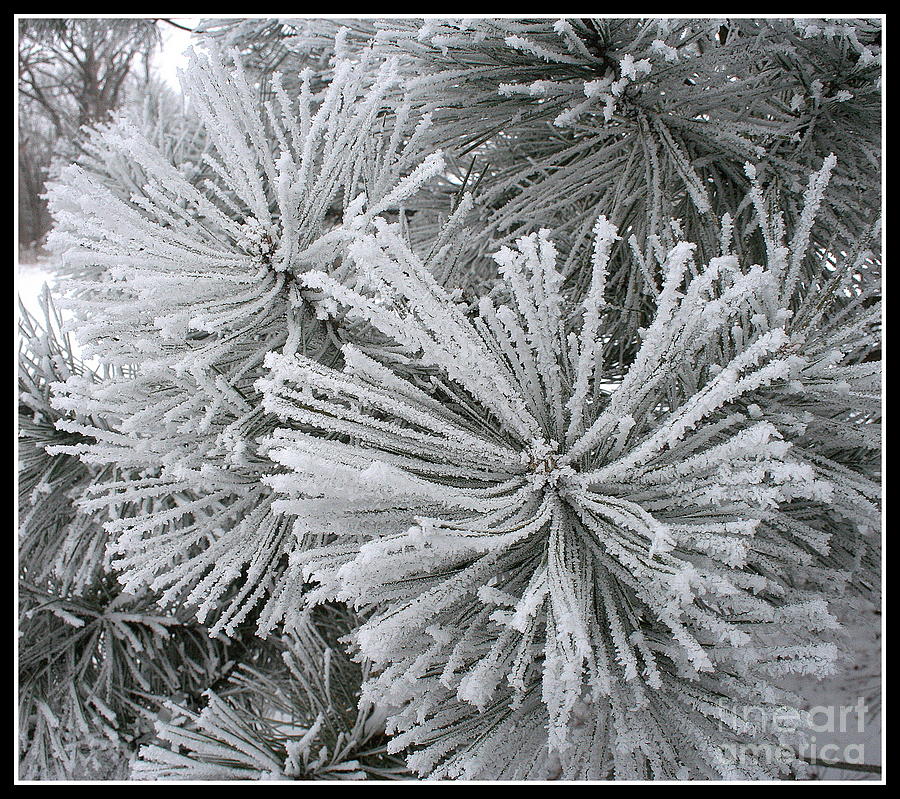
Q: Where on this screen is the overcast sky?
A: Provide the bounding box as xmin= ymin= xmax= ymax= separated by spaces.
xmin=154 ymin=18 xmax=203 ymax=91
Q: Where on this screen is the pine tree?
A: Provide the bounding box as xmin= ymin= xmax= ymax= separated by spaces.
xmin=19 ymin=17 xmax=880 ymax=781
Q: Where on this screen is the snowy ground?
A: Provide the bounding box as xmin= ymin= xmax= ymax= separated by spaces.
xmin=17 ymin=256 xmax=58 ymax=320
xmin=794 ymin=604 xmax=882 ymax=780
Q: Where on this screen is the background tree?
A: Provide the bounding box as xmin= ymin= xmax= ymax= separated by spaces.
xmin=17 ymin=18 xmax=161 ymax=249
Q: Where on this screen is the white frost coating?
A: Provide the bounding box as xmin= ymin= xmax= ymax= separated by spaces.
xmin=259 ymin=201 xmax=864 ymax=779
xmin=44 ymin=43 xmax=446 ymax=638
xmin=25 ymin=17 xmax=880 ymax=784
